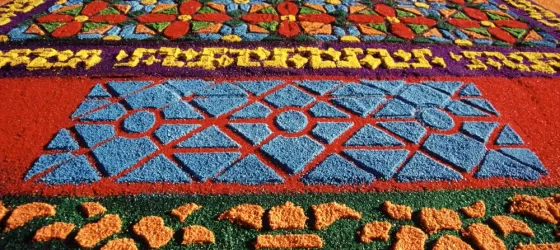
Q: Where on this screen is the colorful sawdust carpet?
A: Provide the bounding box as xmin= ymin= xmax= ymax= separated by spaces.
xmin=1 ymin=0 xmax=560 ymax=248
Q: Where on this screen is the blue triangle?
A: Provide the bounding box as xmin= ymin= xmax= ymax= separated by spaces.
xmin=260 ymin=136 xmax=324 ymax=174
xmin=71 ymin=100 xmax=110 ymax=119
xmin=196 ymin=83 xmax=247 ymax=97
xmin=229 ymin=102 xmax=272 ymax=119
xmin=162 ymin=101 xmax=204 ymax=119
xmin=397 ymin=152 xmax=462 ymax=182
xmin=378 ymin=122 xmax=426 ymax=144
xmin=177 ymin=126 xmax=240 ymax=148
xmin=86 ymin=84 xmax=111 ymax=98
xmin=446 ymin=101 xmax=489 ymax=117
xmin=495 ymin=125 xmax=524 ymax=145
xmin=301 ymin=154 xmax=374 ymax=185
xmin=308 ymin=102 xmax=349 ymax=118
xmin=463 ymin=99 xmax=499 ymax=115
xmin=228 ymin=123 xmax=272 ymax=145
xmin=475 ymin=150 xmax=540 ymax=180
xmin=117 ymin=155 xmax=190 ymax=183
xmin=79 ymin=103 xmax=127 ymax=122
xmin=460 ymin=122 xmax=498 ymax=142
xmin=46 ymin=129 xmax=79 ymax=151
xmin=153 ymin=124 xmax=200 ymax=145
xmin=107 ymin=81 xmax=151 ymax=96
xmin=295 ymin=80 xmax=341 ymax=95
xmin=25 ymin=153 xmax=73 ymax=180
xmin=214 ymin=154 xmax=283 ymax=184
xmin=344 ymin=124 xmax=403 ymax=146
xmin=459 ymin=84 xmax=482 ymax=97
xmin=164 ymin=79 xmax=213 ymax=97
xmin=344 ymin=149 xmax=408 ymax=179
xmin=374 ymin=99 xmax=416 ymax=118
xmin=236 ymin=80 xmax=283 ymax=96
xmin=331 ymin=83 xmax=384 ymax=96
xmin=74 ymin=124 xmax=115 ymax=148
xmin=422 ymin=81 xmax=463 ymax=95
xmin=192 ymin=97 xmax=248 ymax=117
xmin=499 ymin=148 xmax=547 ymax=174
xmin=39 ymin=155 xmax=100 ymax=185
xmin=361 ymin=80 xmax=404 ymax=94
xmin=311 ymin=122 xmax=353 ymax=144
xmin=175 ymin=152 xmax=240 ymax=181
xmin=332 ymin=97 xmax=385 ymax=117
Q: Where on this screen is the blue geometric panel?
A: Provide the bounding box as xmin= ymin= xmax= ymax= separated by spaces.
xmin=153 ymin=124 xmax=200 ymax=145
xmin=264 ymin=85 xmax=315 ymax=108
xmin=295 ymin=80 xmax=341 ymax=95
xmin=116 ymin=154 xmax=190 ymax=183
xmin=164 ymin=79 xmax=213 ymax=97
xmin=462 ymin=99 xmax=500 ymax=115
xmin=125 ymin=85 xmax=181 ymax=109
xmin=74 ymin=124 xmax=115 ymax=148
xmin=344 ymin=149 xmax=409 ymax=179
xmin=422 ymin=133 xmax=486 ymax=172
xmin=192 ymin=97 xmax=248 ymax=117
xmin=39 ymin=155 xmax=100 ymax=185
xmin=236 ymin=80 xmax=283 ymax=96
xmin=92 ymin=137 xmax=158 ymax=176
xmin=161 ymin=101 xmax=204 ymax=120
xmin=378 ymin=122 xmax=426 ymax=144
xmin=122 ymin=111 xmax=156 ymax=133
xmin=308 ymin=102 xmax=349 ymax=118
xmin=80 ymin=103 xmax=126 ymax=122
xmin=445 ymin=101 xmax=489 ymax=117
xmin=274 ymin=111 xmax=308 ymax=133
xmin=374 ymin=99 xmax=416 ymax=118
xmin=228 ymin=123 xmax=272 ymax=145
xmin=397 ymin=84 xmax=450 ymax=107
xmin=107 ymin=81 xmax=152 ymax=96
xmin=345 ymin=125 xmax=403 ymax=147
xmin=197 ymin=83 xmax=247 ymax=97
xmin=311 ymin=122 xmax=353 ymax=144
xmin=458 ymin=84 xmax=482 ymax=97
xmin=261 ymin=136 xmax=324 ymax=174
xmin=361 ymin=80 xmax=404 ymax=94
xmin=71 ymin=100 xmax=111 ymax=119
xmin=495 ymin=125 xmax=524 ymax=145
xmin=301 ymin=154 xmax=374 ymax=185
xmin=418 ymin=108 xmax=454 ymax=131
xmin=214 ymin=154 xmax=283 ymax=185
xmin=499 ymin=148 xmax=547 ymax=174
xmin=330 ymin=83 xmax=384 ymax=96
xmin=332 ymin=97 xmax=385 ymax=117
xmin=397 ymin=152 xmax=462 ymax=182
xmin=177 ymin=126 xmax=240 ymax=148
xmin=46 ymin=129 xmax=79 ymax=151
xmin=460 ymin=122 xmax=498 ymax=142
xmin=475 ymin=150 xmax=541 ymax=181
xmin=175 ymin=152 xmax=240 ymax=181
xmin=25 ymin=153 xmax=73 ymax=181
xmin=422 ymin=81 xmax=463 ymax=95
xmin=229 ymin=102 xmax=272 ymax=119
xmin=86 ymin=84 xmax=112 ymax=99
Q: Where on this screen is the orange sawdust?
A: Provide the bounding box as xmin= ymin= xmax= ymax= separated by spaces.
xmin=544 ymin=196 xmax=560 ymax=221
xmin=80 ymin=202 xmax=107 ymax=218
xmin=515 ymin=243 xmax=560 ymax=250
xmin=100 ymin=238 xmax=138 ymax=250
xmin=432 ymin=235 xmax=474 ymax=250
xmin=461 ymin=200 xmax=486 ymax=218
xmin=382 ymin=201 xmax=412 ymax=220
xmin=510 ymin=194 xmax=559 ymax=224
xmin=171 ymin=203 xmax=202 ymax=223
xmin=218 ymin=204 xmax=264 ymax=230
xmin=311 ymin=202 xmax=362 ymax=230
xmin=254 ymin=234 xmax=323 ymax=249
xmin=532 ymin=0 xmax=560 ymax=14
xmin=392 ymin=225 xmax=427 ymax=250
xmin=4 ymin=202 xmax=56 ymax=231
xmin=181 ymin=225 xmax=215 ymax=245
xmin=267 ymin=201 xmax=307 ymax=230
xmin=358 ymin=221 xmax=391 ymax=243
xmin=490 ymin=215 xmax=534 ymax=237
xmin=132 ymin=216 xmax=174 ymax=248
xmin=461 ymin=223 xmax=506 ymax=250
xmin=75 ymin=214 xmax=122 ymax=248
xmin=33 ymin=222 xmax=75 ymax=242
xmin=418 ymin=208 xmax=462 ymax=234
xmin=0 ymin=201 xmax=7 ymax=221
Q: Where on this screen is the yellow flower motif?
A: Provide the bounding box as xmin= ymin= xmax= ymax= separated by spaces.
xmin=414 ymin=2 xmax=429 ymax=9
xmin=103 ymin=35 xmax=122 ymax=41
xmin=325 ymin=0 xmax=341 ymax=4
xmin=141 ymin=0 xmax=157 ymax=5
xmin=340 ymin=36 xmax=360 ymax=42
xmin=498 ymin=4 xmax=508 ymax=10
xmin=222 ymin=35 xmax=242 ymax=42
xmin=178 ymin=15 xmax=191 ymax=21
xmin=233 ymin=0 xmax=250 ymax=4
xmin=454 ymin=39 xmax=473 ymax=46
xmin=55 ymin=0 xmax=66 ymax=4
xmin=0 ymin=35 xmax=8 ymax=42
xmin=74 ymin=15 xmax=88 ymax=22
xmin=386 ymin=16 xmax=400 ymax=23
xmin=280 ymin=15 xmax=296 ymax=21
xmin=481 ymin=21 xmax=495 ymax=27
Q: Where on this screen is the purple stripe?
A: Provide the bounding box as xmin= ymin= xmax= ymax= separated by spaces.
xmin=0 ymin=0 xmax=56 ymax=34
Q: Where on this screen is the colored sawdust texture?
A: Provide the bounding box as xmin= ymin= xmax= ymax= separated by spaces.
xmin=462 ymin=223 xmax=506 ymax=250
xmin=100 ymin=238 xmax=138 ymax=250
xmin=171 ymin=203 xmax=202 ymax=223
xmin=432 ymin=235 xmax=474 ymax=250
xmin=418 ymin=207 xmax=462 ymax=234
xmin=33 ymin=222 xmax=75 ymax=242
xmin=392 ymin=225 xmax=427 ymax=250
xmin=490 ymin=215 xmax=534 ymax=237
xmin=80 ymin=202 xmax=107 ymax=218
xmin=75 ymin=214 xmax=122 ymax=248
xmin=181 ymin=225 xmax=215 ymax=245
xmin=461 ymin=200 xmax=486 ymax=218
xmin=358 ymin=221 xmax=391 ymax=243
xmin=218 ymin=204 xmax=264 ymax=230
xmin=267 ymin=202 xmax=307 ymax=230
xmin=515 ymin=243 xmax=560 ymax=250
xmin=4 ymin=202 xmax=56 ymax=231
xmin=510 ymin=194 xmax=559 ymax=224
xmin=255 ymin=234 xmax=323 ymax=249
xmin=532 ymin=0 xmax=560 ymax=14
xmin=0 ymin=201 xmax=7 ymax=221
xmin=132 ymin=216 xmax=174 ymax=248
xmin=312 ymin=202 xmax=362 ymax=230
xmin=382 ymin=201 xmax=412 ymax=220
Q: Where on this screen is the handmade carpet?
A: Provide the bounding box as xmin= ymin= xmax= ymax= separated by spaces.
xmin=0 ymin=0 xmax=560 ymax=249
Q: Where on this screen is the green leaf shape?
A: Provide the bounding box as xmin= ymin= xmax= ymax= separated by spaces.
xmin=367 ymin=23 xmax=387 ymax=32
xmin=191 ymin=21 xmax=212 ymax=31
xmin=59 ymin=6 xmax=83 ymax=16
xmin=98 ymin=7 xmax=120 ymax=15
xmin=358 ymin=9 xmax=377 ymax=15
xmin=300 ymin=6 xmax=322 ymax=14
xmin=225 ymin=19 xmax=244 ymax=27
xmin=294 ymin=34 xmax=314 ymax=41
xmin=465 ymin=27 xmax=490 ymax=36
xmin=486 ymin=12 xmax=509 ymax=21
xmin=453 ymin=11 xmax=470 ymax=19
xmin=260 ymin=6 xmax=277 ymax=14
xmin=157 ymin=6 xmax=178 ymax=14
xmin=396 ymin=9 xmax=416 ymax=18
xmin=502 ymin=27 xmax=526 ymax=38
xmin=82 ymin=22 xmax=108 ymax=32
xmin=258 ymin=21 xmax=278 ymax=31
xmin=493 ymin=40 xmax=512 ymax=47
xmin=228 ymin=10 xmax=243 ymax=18
xmin=408 ymin=24 xmax=428 ymax=34
xmin=437 ymin=22 xmax=454 ymax=31
xmin=145 ymin=22 xmax=170 ymax=32
xmin=198 ymin=6 xmax=218 ymax=14
xmin=384 ymin=36 xmax=405 ymax=43
xmin=41 ymin=22 xmax=65 ymax=32
xmin=413 ymin=37 xmax=435 ymax=43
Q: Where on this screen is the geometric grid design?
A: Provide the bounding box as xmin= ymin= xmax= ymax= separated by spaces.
xmin=25 ymin=78 xmax=546 ymax=185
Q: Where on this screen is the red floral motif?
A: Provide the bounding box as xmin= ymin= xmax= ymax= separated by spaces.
xmin=36 ymin=1 xmax=127 ymax=38
xmin=448 ymin=17 xmax=529 ymax=44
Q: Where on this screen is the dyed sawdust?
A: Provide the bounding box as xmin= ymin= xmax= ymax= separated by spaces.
xmin=382 ymin=201 xmax=412 ymax=220
xmin=4 ymin=202 xmax=56 ymax=231
xmin=33 ymin=222 xmax=75 ymax=242
xmin=432 ymin=235 xmax=474 ymax=250
xmin=358 ymin=221 xmax=391 ymax=243
xmin=510 ymin=194 xmax=559 ymax=224
xmin=418 ymin=207 xmax=462 ymax=234
xmin=100 ymin=238 xmax=138 ymax=250
xmin=462 ymin=223 xmax=507 ymax=250
xmin=254 ymin=234 xmax=323 ymax=249
xmin=311 ymin=202 xmax=362 ymax=230
xmin=80 ymin=202 xmax=107 ymax=218
xmin=392 ymin=225 xmax=427 ymax=250
xmin=267 ymin=202 xmax=306 ymax=230
xmin=532 ymin=0 xmax=560 ymax=14
xmin=461 ymin=200 xmax=486 ymax=218
xmin=132 ymin=216 xmax=174 ymax=248
xmin=515 ymin=243 xmax=560 ymax=250
xmin=218 ymin=204 xmax=264 ymax=230
xmin=181 ymin=225 xmax=215 ymax=245
xmin=75 ymin=214 xmax=122 ymax=248
xmin=0 ymin=201 xmax=7 ymax=221
xmin=171 ymin=203 xmax=202 ymax=223
xmin=490 ymin=215 xmax=534 ymax=237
